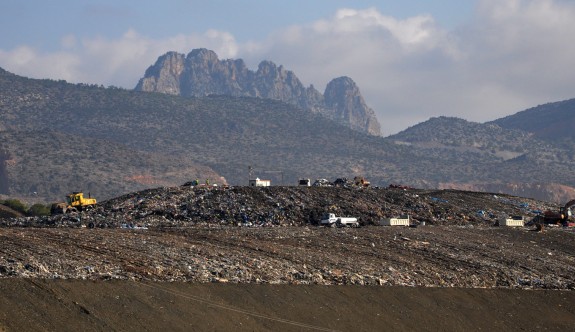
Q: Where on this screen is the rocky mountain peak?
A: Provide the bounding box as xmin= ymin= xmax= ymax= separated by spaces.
xmin=186 ymin=48 xmax=224 ymax=69
xmin=187 ymin=48 xmax=217 ymax=59
xmin=136 ymin=51 xmax=185 ymax=95
xmin=135 ymin=49 xmax=382 ymax=136
xmin=256 ymin=60 xmax=278 ymax=74
xmin=324 ymin=77 xmax=381 ymax=135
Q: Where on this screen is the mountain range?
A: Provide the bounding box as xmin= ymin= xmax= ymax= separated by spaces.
xmin=135 ymin=49 xmax=381 ymax=136
xmin=1 ymin=54 xmax=575 ymax=204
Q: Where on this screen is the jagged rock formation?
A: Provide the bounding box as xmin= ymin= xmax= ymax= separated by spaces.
xmin=324 ymin=77 xmax=381 ymax=135
xmin=135 ymin=49 xmax=381 ymax=136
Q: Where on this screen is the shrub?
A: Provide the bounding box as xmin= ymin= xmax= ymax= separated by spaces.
xmin=28 ymin=203 xmax=51 ymax=216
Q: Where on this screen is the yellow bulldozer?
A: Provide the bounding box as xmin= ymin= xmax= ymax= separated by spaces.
xmin=50 ymin=192 xmax=97 ymax=214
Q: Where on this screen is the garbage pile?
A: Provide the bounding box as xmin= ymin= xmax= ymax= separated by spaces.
xmin=0 ymin=186 xmax=573 ymax=289
xmin=1 ymin=186 xmax=556 ymax=229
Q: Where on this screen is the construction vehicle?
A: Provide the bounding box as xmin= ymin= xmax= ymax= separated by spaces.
xmin=354 ymin=176 xmax=370 ymax=187
xmin=532 ymin=199 xmax=575 ymax=230
xmin=320 ymin=213 xmax=359 ymax=228
xmin=51 ymin=192 xmax=97 ymax=214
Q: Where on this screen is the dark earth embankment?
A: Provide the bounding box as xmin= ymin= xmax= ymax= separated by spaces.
xmin=1 ymin=280 xmax=574 ymax=332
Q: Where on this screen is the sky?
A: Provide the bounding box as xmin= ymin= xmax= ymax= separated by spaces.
xmin=1 ymin=0 xmax=575 ymax=136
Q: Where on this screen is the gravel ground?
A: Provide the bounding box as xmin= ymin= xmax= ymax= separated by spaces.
xmin=1 ymin=223 xmax=574 ymax=289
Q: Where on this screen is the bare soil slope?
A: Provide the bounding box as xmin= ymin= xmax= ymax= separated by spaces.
xmin=1 ymin=280 xmax=574 ymax=332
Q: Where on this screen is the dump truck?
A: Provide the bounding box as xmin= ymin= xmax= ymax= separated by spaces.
xmin=320 ymin=213 xmax=359 ymax=227
xmin=51 ymin=192 xmax=97 ymax=214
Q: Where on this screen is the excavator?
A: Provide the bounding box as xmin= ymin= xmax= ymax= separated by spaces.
xmin=533 ymin=199 xmax=575 ymax=230
xmin=50 ymin=192 xmax=97 ymax=214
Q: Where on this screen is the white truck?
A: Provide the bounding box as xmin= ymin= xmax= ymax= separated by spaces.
xmin=320 ymin=213 xmax=359 ymax=227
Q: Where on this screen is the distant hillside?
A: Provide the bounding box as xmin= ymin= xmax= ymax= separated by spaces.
xmin=490 ymin=98 xmax=575 ymax=141
xmin=2 ymin=67 xmax=575 ymax=203
xmin=0 ymin=130 xmax=222 ymax=202
xmin=135 ymin=49 xmax=381 ymax=136
xmin=388 ymin=116 xmax=575 ymax=202
xmin=0 ymin=67 xmax=400 ymax=189
xmin=389 ymin=116 xmax=555 ymax=160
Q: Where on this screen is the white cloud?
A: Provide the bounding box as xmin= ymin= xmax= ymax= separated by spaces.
xmin=0 ymin=29 xmax=239 ymax=88
xmin=1 ymin=0 xmax=575 ymax=136
xmin=0 ymin=46 xmax=82 ymax=83
xmin=456 ymin=0 xmax=575 ymax=118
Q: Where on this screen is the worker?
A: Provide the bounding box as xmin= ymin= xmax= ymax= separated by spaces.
xmin=205 ymin=179 xmax=210 ymax=186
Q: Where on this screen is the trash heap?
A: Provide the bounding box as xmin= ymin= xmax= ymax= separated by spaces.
xmin=1 ymin=186 xmax=557 ymax=228
xmin=0 ymin=186 xmax=573 ymax=289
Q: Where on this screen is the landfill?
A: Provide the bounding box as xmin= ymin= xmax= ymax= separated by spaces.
xmin=1 ymin=186 xmax=574 ymax=289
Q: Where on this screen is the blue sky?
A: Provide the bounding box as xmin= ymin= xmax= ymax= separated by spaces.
xmin=2 ymin=1 xmax=473 ymax=47
xmin=1 ymin=0 xmax=574 ymax=135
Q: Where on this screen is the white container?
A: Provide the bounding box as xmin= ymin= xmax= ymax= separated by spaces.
xmin=500 ymin=216 xmax=524 ymax=227
xmin=380 ymin=216 xmax=410 ymax=226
